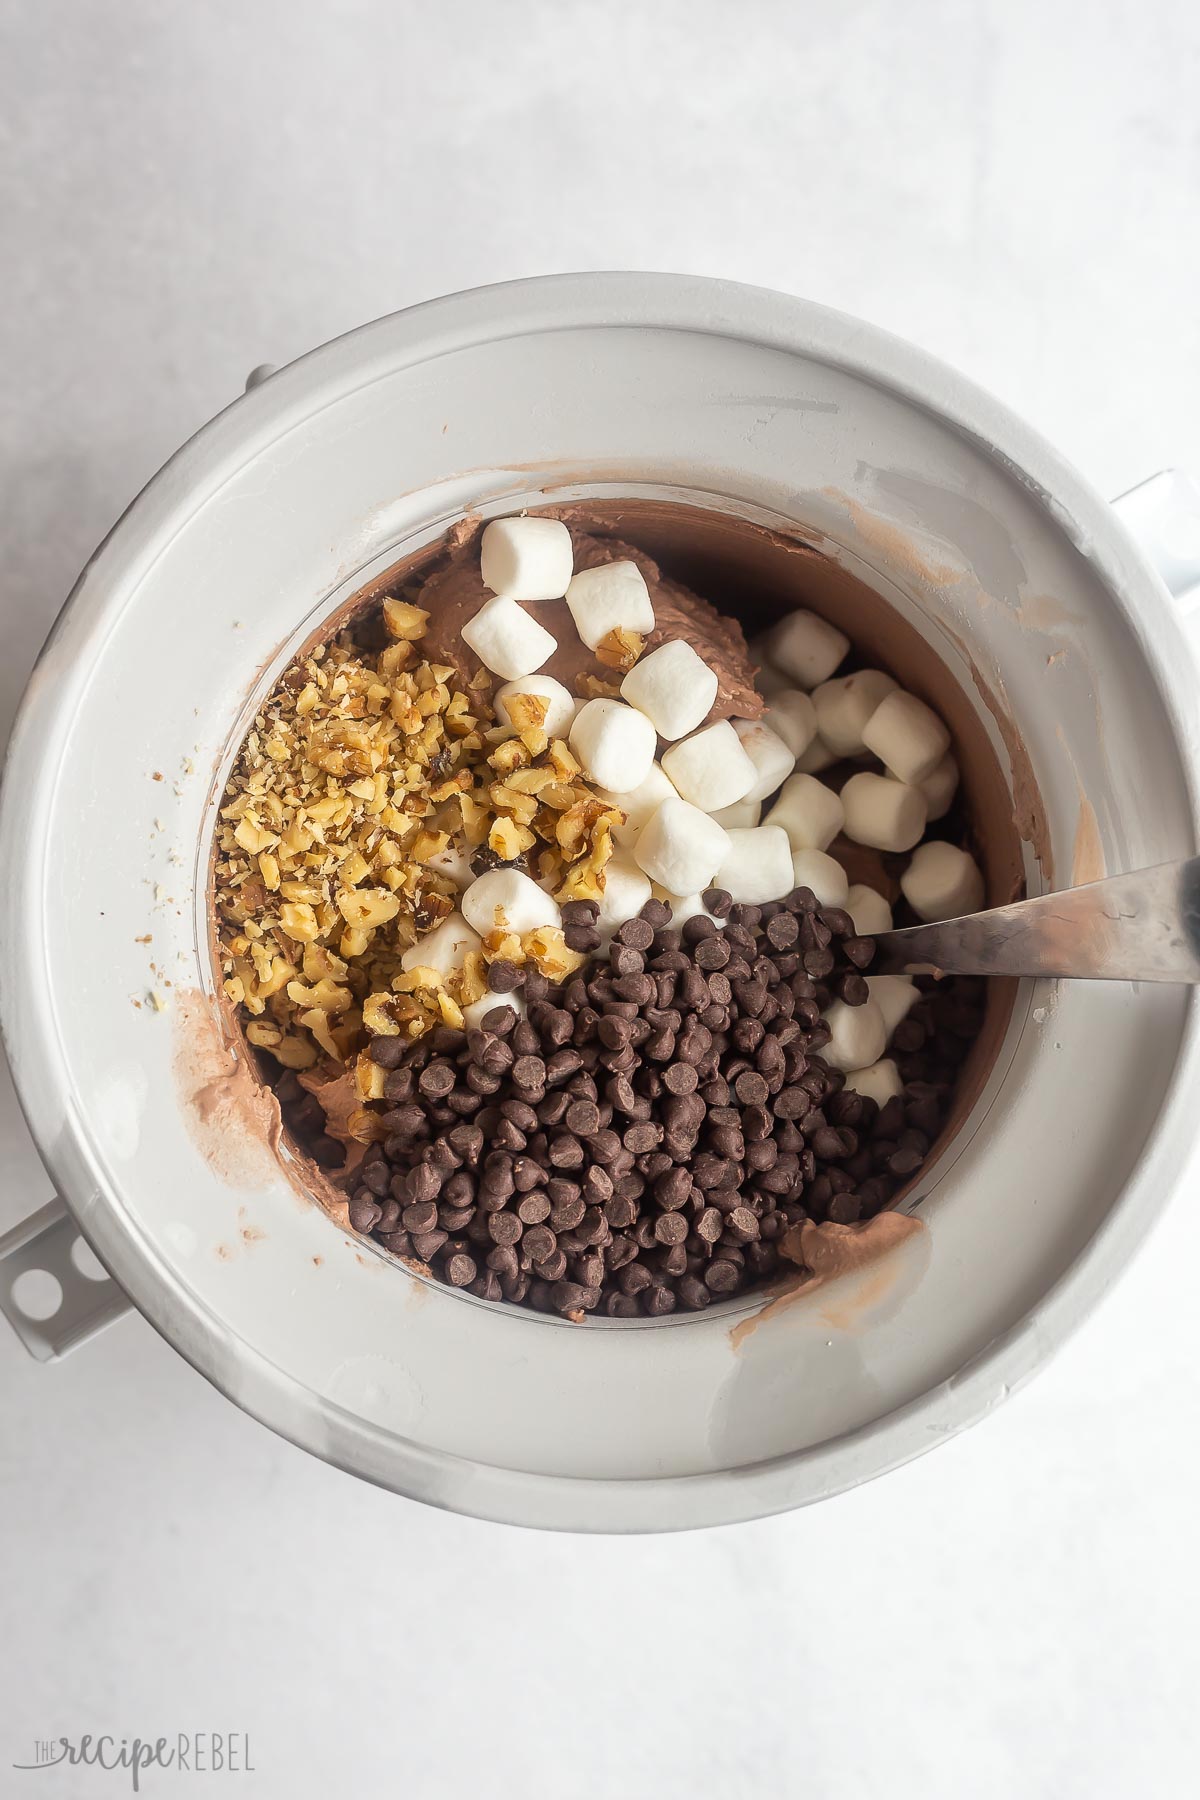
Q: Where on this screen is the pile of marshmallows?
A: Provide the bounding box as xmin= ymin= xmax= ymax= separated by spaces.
xmin=406 ymin=516 xmax=986 ymax=1101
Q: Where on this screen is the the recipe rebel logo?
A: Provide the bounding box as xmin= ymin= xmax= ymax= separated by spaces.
xmin=12 ymin=1733 xmax=254 ymax=1790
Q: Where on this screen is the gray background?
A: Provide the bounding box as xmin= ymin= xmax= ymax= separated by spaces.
xmin=3 ymin=2 xmax=1200 ymax=1795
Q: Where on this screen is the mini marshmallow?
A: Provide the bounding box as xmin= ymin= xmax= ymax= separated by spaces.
xmin=900 ymin=840 xmax=985 ymax=922
xmin=494 ymin=673 xmax=578 ymax=739
xmin=480 ymin=516 xmax=574 ymax=601
xmin=764 ymin=771 xmax=845 ymax=852
xmin=811 ymin=669 xmax=897 ymax=758
xmin=424 ymin=842 xmax=475 ymax=888
xmin=715 ymin=825 xmax=794 ymax=905
xmin=919 ymin=751 xmax=960 ymax=822
xmin=796 ymin=734 xmax=837 ymax=774
xmin=461 ymin=595 xmax=556 ymax=681
xmin=845 ymin=1059 xmax=903 ymax=1107
xmin=661 ymin=721 xmax=757 ymax=812
xmin=565 ymin=560 xmax=655 ymax=650
xmin=400 ymin=911 xmax=482 ymax=976
xmin=763 ymin=611 xmax=850 ymax=689
xmin=620 ymin=639 xmax=718 ymax=739
xmin=861 ymin=688 xmax=951 ymax=785
xmin=595 ymin=857 xmax=653 ymax=938
xmin=711 ymin=796 xmax=762 ymax=829
xmin=569 ymin=698 xmax=657 ymax=793
xmin=754 ymin=659 xmax=792 ymax=700
xmin=633 ymin=797 xmax=730 ymax=897
xmin=462 ymin=991 xmax=527 ymax=1032
xmin=867 ymin=975 xmax=919 ymax=1037
xmin=790 ymin=848 xmax=850 ymax=908
xmin=658 ymin=891 xmax=727 ymax=929
xmin=761 ymin=688 xmax=818 ymax=759
xmin=731 ymin=717 xmax=797 ymax=803
xmin=599 ymin=761 xmax=677 ymax=846
xmin=841 ymin=772 xmax=927 ymax=853
xmin=846 ymin=883 xmax=894 ymax=936
xmin=461 ymin=868 xmax=561 ymax=937
xmin=822 ymin=998 xmax=887 ymax=1072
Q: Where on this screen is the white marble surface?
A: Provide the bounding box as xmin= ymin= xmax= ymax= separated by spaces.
xmin=2 ymin=1 xmax=1199 ymax=1794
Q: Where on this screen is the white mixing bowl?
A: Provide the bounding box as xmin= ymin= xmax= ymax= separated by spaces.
xmin=1 ymin=275 xmax=1197 ymax=1530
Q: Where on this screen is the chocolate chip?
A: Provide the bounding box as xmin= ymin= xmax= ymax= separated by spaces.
xmin=610 ymin=943 xmax=646 ymax=977
xmin=402 ymin=1199 xmax=439 ymax=1233
xmin=695 ymin=1206 xmax=724 ymax=1243
xmin=406 ymin=1164 xmax=441 ymax=1206
xmin=578 ymin=1206 xmax=608 ymax=1247
xmin=708 ymin=1124 xmax=744 ymax=1161
xmin=488 ymin=1210 xmax=523 ymax=1246
xmin=548 ymin=1133 xmax=584 ymax=1170
xmin=565 ymin=1098 xmax=601 ymax=1136
xmin=654 ymin=1212 xmax=688 ymax=1246
xmin=511 ymin=1053 xmax=547 ymax=1092
xmin=694 ymin=936 xmax=730 ymax=971
xmin=734 ymin=1069 xmax=769 ymax=1105
xmin=662 ymin=1060 xmax=699 ymax=1095
xmin=616 ymin=917 xmax=655 ymax=951
xmin=549 ymin=1194 xmax=586 ymax=1232
xmin=551 ymin=1280 xmax=587 ymax=1314
xmin=704 ymin=1258 xmax=741 ymax=1294
xmin=346 ymin=828 xmax=983 ymax=1317
xmin=521 ymin=1223 xmax=556 ymax=1264
xmin=725 ymin=1206 xmax=760 ymax=1243
xmin=653 ymin=1166 xmax=692 ymax=1210
xmin=765 ymin=912 xmax=800 ymax=949
xmin=681 ymin=913 xmax=718 ymax=944
xmin=888 ymin=1146 xmax=925 ymax=1176
xmin=416 ymin=1060 xmax=455 ymax=1098
xmin=619 ymin=1261 xmax=653 ymax=1296
xmin=349 ymin=1195 xmax=381 ymax=1233
xmin=598 ymin=1015 xmax=632 ymax=1050
xmin=604 ymin=1192 xmax=639 ymax=1228
xmin=360 ymin=1160 xmax=392 ymax=1198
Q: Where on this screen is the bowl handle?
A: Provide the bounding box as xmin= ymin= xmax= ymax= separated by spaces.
xmin=0 ymin=1199 xmax=132 ymax=1361
xmin=1112 ymin=468 xmax=1200 ymax=609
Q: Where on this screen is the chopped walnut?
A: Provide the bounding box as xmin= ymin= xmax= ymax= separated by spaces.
xmin=504 ymin=692 xmax=549 ymax=733
xmin=382 ymin=598 xmax=430 ymax=640
xmin=216 ymin=583 xmax=623 ymax=1075
xmin=214 ymin=631 xmax=490 ymax=1063
xmin=595 ymin=626 xmax=645 ymax=671
xmin=576 ymin=672 xmax=622 ymax=700
xmin=524 ymin=926 xmax=586 ymax=982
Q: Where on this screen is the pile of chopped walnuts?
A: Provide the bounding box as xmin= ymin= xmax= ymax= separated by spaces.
xmin=214 ymin=599 xmax=624 ymax=1081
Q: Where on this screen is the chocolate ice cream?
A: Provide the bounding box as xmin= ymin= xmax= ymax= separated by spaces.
xmin=418 ymin=520 xmax=763 ymax=725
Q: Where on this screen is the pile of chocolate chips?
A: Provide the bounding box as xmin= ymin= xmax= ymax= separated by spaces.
xmin=334 ymin=891 xmax=984 ymax=1319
